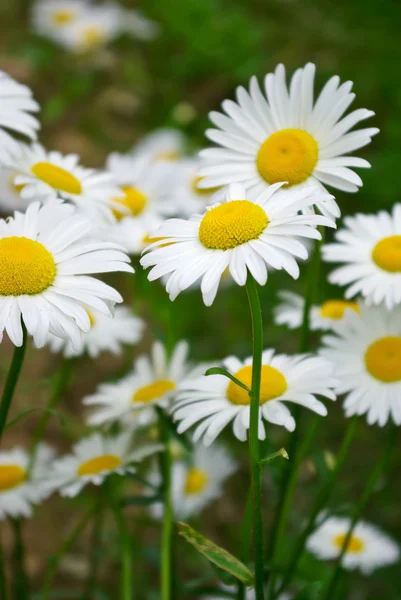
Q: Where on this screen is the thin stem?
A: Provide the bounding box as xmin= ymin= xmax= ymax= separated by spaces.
xmin=0 ymin=524 xmax=6 ymax=600
xmin=82 ymin=496 xmax=105 ymax=600
xmin=42 ymin=505 xmax=95 ymax=600
xmin=10 ymin=518 xmax=29 ymax=600
xmin=111 ymin=494 xmax=133 ymax=600
xmin=324 ymin=425 xmax=398 ymax=600
xmin=245 ymin=275 xmax=265 ymax=600
xmin=275 ymin=417 xmax=359 ymax=598
xmin=0 ymin=326 xmax=28 ymax=443
xmin=158 ymin=409 xmax=173 ymax=600
xmin=237 ymin=491 xmax=253 ymax=600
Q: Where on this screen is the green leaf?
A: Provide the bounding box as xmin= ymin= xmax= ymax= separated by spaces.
xmin=260 ymin=448 xmax=289 ymax=465
xmin=5 ymin=407 xmax=65 ymax=430
xmin=204 ymin=368 xmax=250 ymax=392
xmin=177 ymin=522 xmax=254 ymax=586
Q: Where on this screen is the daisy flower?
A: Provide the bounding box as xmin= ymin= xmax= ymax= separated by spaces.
xmin=320 ymin=303 xmax=401 ymax=426
xmin=47 ymin=305 xmax=145 ymax=358
xmin=0 ymin=71 xmax=40 ymax=159
xmin=6 ymin=144 xmax=122 ymax=222
xmin=131 ymin=128 xmax=186 ymax=164
xmin=307 ymin=516 xmax=399 ymax=574
xmin=0 ymin=444 xmax=54 ymax=519
xmin=174 ymin=349 xmax=337 ymax=446
xmin=274 ymin=290 xmax=361 ymax=331
xmin=0 ymin=166 xmax=30 ymax=213
xmin=0 ymin=201 xmax=132 ymax=348
xmin=140 ymin=182 xmax=335 ymax=306
xmin=48 ymin=431 xmax=161 ymax=497
xmin=149 ymin=443 xmax=237 ymax=519
xmin=198 ymin=63 xmax=378 ymax=218
xmin=83 ymin=341 xmax=192 ymax=427
xmin=323 ymin=205 xmax=401 ymax=309
xmin=31 ymin=0 xmax=90 ymax=40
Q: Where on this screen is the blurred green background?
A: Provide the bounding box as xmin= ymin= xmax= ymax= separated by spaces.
xmin=0 ymin=0 xmax=400 ymax=598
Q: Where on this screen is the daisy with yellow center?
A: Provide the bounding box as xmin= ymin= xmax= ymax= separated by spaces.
xmin=0 ymin=201 xmax=132 ymax=348
xmin=130 ymin=129 xmax=186 ymax=165
xmin=324 ymin=204 xmax=401 ymax=309
xmin=84 ymin=341 xmax=193 ymax=428
xmin=274 ymin=291 xmax=361 ymax=331
xmin=307 ymin=517 xmax=399 ymax=574
xmin=47 ymin=432 xmax=162 ymax=498
xmin=32 ymin=0 xmax=88 ymax=38
xmin=174 ymin=349 xmax=337 ymax=445
xmin=7 ymin=143 xmax=123 ymax=222
xmin=141 ymin=183 xmax=335 ymax=307
xmin=321 ymin=302 xmax=401 ymax=427
xmin=198 ymin=63 xmax=378 ymax=218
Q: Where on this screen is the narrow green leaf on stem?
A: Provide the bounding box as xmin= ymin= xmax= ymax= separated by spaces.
xmin=11 ymin=518 xmax=29 ymax=600
xmin=0 ymin=325 xmax=28 ymax=443
xmin=158 ymin=408 xmax=174 ymax=600
xmin=177 ymin=522 xmax=254 ymax=586
xmin=5 ymin=407 xmax=65 ymax=431
xmin=204 ymin=367 xmax=250 ymax=392
xmin=260 ymin=448 xmax=289 ymax=465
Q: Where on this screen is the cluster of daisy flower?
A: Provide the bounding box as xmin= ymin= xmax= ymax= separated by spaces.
xmin=31 ymin=0 xmax=159 ymax=53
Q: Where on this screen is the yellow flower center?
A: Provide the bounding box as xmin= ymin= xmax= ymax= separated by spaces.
xmin=372 ymin=235 xmax=401 ymax=272
xmin=81 ymin=26 xmax=106 ymax=49
xmin=31 ymin=162 xmax=82 ymax=195
xmin=51 ymin=9 xmax=76 ymax=26
xmin=256 ymin=128 xmax=318 ymax=187
xmin=334 ymin=534 xmax=365 ymax=554
xmin=191 ymin=176 xmax=221 ymax=197
xmin=154 ymin=151 xmax=181 ymax=162
xmin=0 ymin=465 xmax=26 ymax=491
xmin=319 ymin=300 xmax=360 ymax=320
xmin=0 ymin=237 xmax=56 ymax=296
xmin=227 ymin=365 xmax=287 ymax=405
xmin=113 ymin=186 xmax=148 ymax=220
xmin=199 ymin=200 xmax=268 ymax=250
xmin=132 ymin=379 xmax=176 ymax=404
xmin=365 ymin=336 xmax=401 ymax=383
xmin=184 ymin=468 xmax=209 ymax=495
xmin=77 ymin=454 xmax=122 ymax=477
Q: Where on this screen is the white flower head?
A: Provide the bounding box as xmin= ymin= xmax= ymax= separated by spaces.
xmin=141 ymin=182 xmax=335 ymax=306
xmin=307 ymin=516 xmax=399 ymax=574
xmin=47 ymin=431 xmax=161 ymax=497
xmin=0 ymin=201 xmax=132 ymax=348
xmin=84 ymin=341 xmax=192 ymax=428
xmin=323 ymin=205 xmax=401 ymax=309
xmin=0 ymin=166 xmax=32 ymax=213
xmin=274 ymin=291 xmax=361 ymax=331
xmin=0 ymin=444 xmax=54 ymax=519
xmin=199 ymin=63 xmax=378 ymax=218
xmin=320 ymin=302 xmax=401 ymax=426
xmin=47 ymin=304 xmax=145 ymax=358
xmin=31 ymin=0 xmax=90 ymax=39
xmin=174 ymin=349 xmax=337 ymax=446
xmin=131 ymin=128 xmax=186 ymax=164
xmin=0 ymin=71 xmax=40 ymax=160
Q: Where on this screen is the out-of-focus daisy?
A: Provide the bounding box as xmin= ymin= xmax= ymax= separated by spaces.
xmin=131 ymin=129 xmax=186 ymax=164
xmin=307 ymin=516 xmax=399 ymax=574
xmin=32 ymin=0 xmax=89 ymax=39
xmin=174 ymin=349 xmax=337 ymax=446
xmin=0 ymin=71 xmax=40 ymax=159
xmin=150 ymin=444 xmax=237 ymax=519
xmin=323 ymin=205 xmax=401 ymax=309
xmin=0 ymin=166 xmax=30 ymax=213
xmin=198 ymin=63 xmax=378 ymax=218
xmin=0 ymin=201 xmax=132 ymax=348
xmin=274 ymin=291 xmax=360 ymax=331
xmin=118 ymin=7 xmax=160 ymax=41
xmin=48 ymin=432 xmax=161 ymax=497
xmin=84 ymin=341 xmax=192 ymax=427
xmin=0 ymin=444 xmax=54 ymax=519
xmin=47 ymin=305 xmax=145 ymax=358
xmin=320 ymin=303 xmax=401 ymax=426
xmin=6 ymin=144 xmax=122 ymax=222
xmin=141 ymin=183 xmax=335 ymax=306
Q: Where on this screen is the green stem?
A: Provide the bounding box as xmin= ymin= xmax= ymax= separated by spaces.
xmin=245 ymin=275 xmax=265 ymax=600
xmin=0 ymin=524 xmax=6 ymax=600
xmin=42 ymin=506 xmax=95 ymax=600
xmin=324 ymin=425 xmax=398 ymax=600
xmin=0 ymin=326 xmax=27 ymax=443
xmin=82 ymin=497 xmax=105 ymax=600
xmin=11 ymin=518 xmax=28 ymax=600
xmin=237 ymin=491 xmax=253 ymax=600
xmin=275 ymin=417 xmax=359 ymax=598
xmin=158 ymin=410 xmax=173 ymax=600
xmin=111 ymin=495 xmax=133 ymax=600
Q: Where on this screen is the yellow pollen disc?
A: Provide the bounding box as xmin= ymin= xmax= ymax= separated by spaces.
xmin=51 ymin=9 xmax=76 ymax=25
xmin=199 ymin=200 xmax=268 ymax=250
xmin=31 ymin=162 xmax=82 ymax=195
xmin=185 ymin=468 xmax=209 ymax=495
xmin=191 ymin=176 xmax=221 ymax=197
xmin=77 ymin=454 xmax=122 ymax=477
xmin=227 ymin=365 xmax=287 ymax=406
xmin=0 ymin=465 xmax=26 ymax=491
xmin=256 ymin=128 xmax=318 ymax=187
xmin=133 ymin=379 xmax=176 ymax=404
xmin=319 ymin=300 xmax=360 ymax=320
xmin=81 ymin=26 xmax=106 ymax=48
xmin=372 ymin=235 xmax=401 ymax=273
xmin=0 ymin=237 xmax=56 ymax=296
xmin=334 ymin=533 xmax=365 ymax=554
xmin=113 ymin=186 xmax=148 ymax=220
xmin=365 ymin=336 xmax=401 ymax=383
